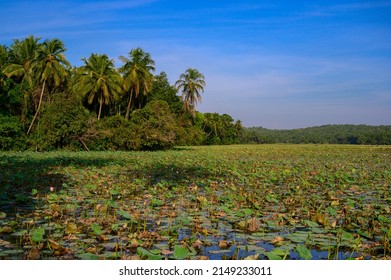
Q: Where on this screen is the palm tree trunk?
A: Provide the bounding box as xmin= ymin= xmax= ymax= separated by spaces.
xmin=27 ymin=79 xmax=46 ymax=135
xmin=98 ymin=101 xmax=103 ymax=120
xmin=125 ymin=88 xmax=133 ymax=121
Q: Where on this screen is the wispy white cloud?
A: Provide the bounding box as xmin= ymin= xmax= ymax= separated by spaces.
xmin=328 ymin=1 xmax=391 ymax=11
xmin=79 ymin=0 xmax=158 ymax=11
xmin=184 ymin=48 xmax=391 ymax=127
xmin=1 ymin=0 xmax=390 ymax=128
xmin=0 ymin=0 xmax=159 ymax=40
xmin=303 ymin=1 xmax=391 ymax=18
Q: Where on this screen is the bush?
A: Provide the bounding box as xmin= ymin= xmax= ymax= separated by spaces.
xmin=31 ymin=95 xmax=91 ymax=151
xmin=87 ymin=115 xmax=140 ymax=151
xmin=175 ymin=125 xmax=206 ymax=146
xmin=0 ymin=115 xmax=26 ymax=150
xmin=130 ymin=100 xmax=178 ymax=150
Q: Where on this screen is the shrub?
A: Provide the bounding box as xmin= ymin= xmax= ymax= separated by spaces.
xmin=31 ymin=95 xmax=90 ymax=151
xmin=0 ymin=115 xmax=26 ymax=150
xmin=87 ymin=115 xmax=140 ymax=151
xmin=130 ymin=100 xmax=178 ymax=150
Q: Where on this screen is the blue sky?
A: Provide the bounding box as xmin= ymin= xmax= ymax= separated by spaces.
xmin=1 ymin=0 xmax=390 ymax=128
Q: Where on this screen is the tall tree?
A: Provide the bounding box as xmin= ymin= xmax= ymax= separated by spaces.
xmin=175 ymin=68 xmax=205 ymax=117
xmin=147 ymin=72 xmax=183 ymax=114
xmin=0 ymin=45 xmax=8 ymax=88
xmin=0 ymin=45 xmax=9 ymax=72
xmin=27 ymin=38 xmax=70 ymax=134
xmin=1 ymin=44 xmax=26 ymax=117
xmin=3 ymin=35 xmax=41 ymax=87
xmin=119 ymin=48 xmax=155 ymax=121
xmin=75 ymin=53 xmax=122 ymax=120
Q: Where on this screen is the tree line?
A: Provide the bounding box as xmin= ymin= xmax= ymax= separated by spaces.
xmin=0 ymin=35 xmax=244 ymax=151
xmin=1 ymin=36 xmax=388 ymax=151
xmin=245 ymin=125 xmax=391 ymax=145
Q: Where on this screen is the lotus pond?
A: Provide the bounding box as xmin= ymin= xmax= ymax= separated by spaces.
xmin=0 ymin=145 xmax=390 ymax=260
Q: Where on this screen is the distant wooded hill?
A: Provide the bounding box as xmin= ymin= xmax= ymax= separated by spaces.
xmin=244 ymin=124 xmax=391 ymax=145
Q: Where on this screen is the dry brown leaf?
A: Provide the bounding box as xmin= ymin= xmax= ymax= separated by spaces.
xmin=161 ymin=249 xmax=172 ymax=255
xmin=196 ymin=196 xmax=208 ymax=205
xmin=85 ymin=246 xmax=98 ymax=253
xmin=167 ymin=211 xmax=177 ymax=218
xmin=0 ymin=239 xmax=11 ymax=246
xmin=192 ymin=238 xmax=203 ymax=249
xmin=244 ymin=254 xmax=259 ymax=260
xmin=63 ymin=234 xmax=78 ymax=241
xmin=50 ymin=204 xmax=59 ymax=211
xmin=247 ymin=217 xmax=260 ymax=232
xmin=214 ymin=211 xmax=226 ymax=218
xmin=99 ymin=234 xmax=109 ymax=241
xmin=47 ymin=239 xmax=61 ymax=250
xmin=218 ymin=240 xmax=229 ymax=249
xmin=0 ymin=226 xmax=13 ymax=234
xmin=128 ymin=238 xmax=140 ymax=248
xmin=27 ymin=247 xmax=40 ymax=260
xmin=65 ymin=222 xmax=78 ymax=234
xmin=48 ymin=239 xmax=68 ymax=256
xmin=271 ymin=236 xmax=284 ymax=245
xmin=316 ymin=213 xmax=326 ymax=225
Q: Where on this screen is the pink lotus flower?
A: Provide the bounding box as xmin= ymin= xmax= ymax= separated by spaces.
xmin=50 ymin=186 xmax=55 ymax=192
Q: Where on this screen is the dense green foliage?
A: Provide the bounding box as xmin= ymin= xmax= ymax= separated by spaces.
xmin=200 ymin=113 xmax=244 ymax=145
xmin=0 ymin=36 xmax=242 ymax=150
xmin=119 ymin=48 xmax=155 ymax=120
xmin=1 ymin=36 xmax=389 ymax=150
xmin=0 ymin=115 xmax=26 ymax=150
xmin=245 ymin=125 xmax=391 ymax=145
xmin=74 ymin=53 xmax=122 ymax=121
xmin=30 ymin=94 xmax=90 ymax=151
xmin=130 ymin=100 xmax=178 ymax=150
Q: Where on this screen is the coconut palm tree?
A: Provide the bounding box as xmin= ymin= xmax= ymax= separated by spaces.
xmin=119 ymin=48 xmax=155 ymax=121
xmin=75 ymin=53 xmax=122 ymax=120
xmin=3 ymin=35 xmax=41 ymax=88
xmin=175 ymin=68 xmax=205 ymax=117
xmin=27 ymin=38 xmax=70 ymax=134
xmin=0 ymin=45 xmax=9 ymax=71
xmin=0 ymin=45 xmax=9 ymax=87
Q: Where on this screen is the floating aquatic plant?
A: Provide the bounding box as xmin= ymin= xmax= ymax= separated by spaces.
xmin=0 ymin=145 xmax=390 ymax=259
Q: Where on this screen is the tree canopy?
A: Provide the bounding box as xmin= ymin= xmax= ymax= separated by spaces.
xmin=75 ymin=53 xmax=122 ymax=120
xmin=245 ymin=125 xmax=391 ymax=145
xmin=119 ymin=48 xmax=155 ymax=120
xmin=0 ymin=35 xmax=242 ymax=151
xmin=175 ymin=68 xmax=205 ymax=117
xmin=1 ymin=35 xmax=389 ymax=151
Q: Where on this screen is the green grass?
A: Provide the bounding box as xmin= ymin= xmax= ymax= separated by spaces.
xmin=0 ymin=144 xmax=390 ymax=260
